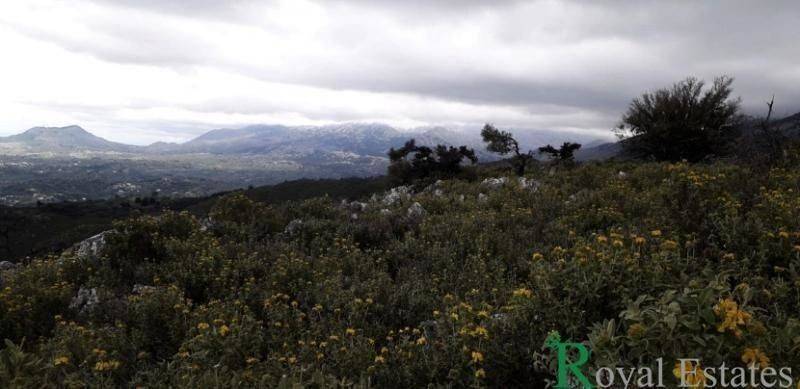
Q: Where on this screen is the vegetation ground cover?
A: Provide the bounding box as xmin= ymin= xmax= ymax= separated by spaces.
xmin=2 ymin=161 xmax=799 ymax=387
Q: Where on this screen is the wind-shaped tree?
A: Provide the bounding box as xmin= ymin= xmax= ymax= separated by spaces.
xmin=538 ymin=142 xmax=582 ymax=165
xmin=481 ymin=124 xmax=534 ymax=176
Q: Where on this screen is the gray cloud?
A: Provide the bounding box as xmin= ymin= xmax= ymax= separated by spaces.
xmin=1 ymin=0 xmax=799 ymax=142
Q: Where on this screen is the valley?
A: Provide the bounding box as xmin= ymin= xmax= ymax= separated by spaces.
xmin=0 ymin=123 xmax=610 ymax=205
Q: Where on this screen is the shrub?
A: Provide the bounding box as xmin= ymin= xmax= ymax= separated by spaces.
xmin=617 ymin=76 xmax=742 ymax=161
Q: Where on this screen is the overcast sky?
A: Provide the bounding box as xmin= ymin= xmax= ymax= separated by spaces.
xmin=0 ymin=0 xmax=798 ymax=145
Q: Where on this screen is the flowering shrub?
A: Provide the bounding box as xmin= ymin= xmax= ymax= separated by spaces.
xmin=1 ymin=162 xmax=800 ymax=386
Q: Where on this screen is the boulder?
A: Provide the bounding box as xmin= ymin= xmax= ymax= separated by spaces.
xmin=381 ymin=186 xmax=412 ymax=205
xmin=284 ymin=219 xmax=303 ymax=235
xmin=132 ymin=284 xmax=156 ymax=295
xmin=0 ymin=261 xmax=16 ymax=271
xmin=69 ymin=286 xmax=99 ymax=316
xmin=75 ymin=230 xmax=113 ymax=259
xmin=407 ymin=202 xmax=427 ymax=218
xmin=199 ymin=217 xmax=214 ymax=232
xmin=518 ymin=177 xmax=541 ymax=192
xmin=481 ymin=177 xmax=508 ymax=189
xmin=341 ymin=200 xmax=368 ymax=213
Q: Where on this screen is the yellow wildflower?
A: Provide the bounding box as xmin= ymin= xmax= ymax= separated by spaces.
xmin=94 ymin=360 xmax=121 ymax=372
xmin=374 ymin=355 xmax=385 ymax=364
xmin=472 ymin=326 xmax=489 ymax=338
xmin=661 ymin=240 xmax=678 ymax=250
xmin=197 ymin=322 xmax=210 ymax=330
xmin=714 ymin=298 xmax=752 ymax=338
xmin=650 ymin=230 xmax=662 ymax=237
xmin=512 ymin=288 xmax=532 ymax=298
xmin=346 ymin=328 xmax=356 ymax=336
xmin=471 ymin=351 xmax=484 ymax=364
xmin=673 ymin=361 xmax=706 ymax=388
xmin=54 ymin=356 xmax=69 ymax=366
xmin=246 ymin=357 xmax=259 ymax=365
xmin=475 ymin=368 xmax=486 ymax=379
xmin=742 ymin=348 xmax=770 ymax=369
xmin=218 ymin=325 xmax=230 ymax=336
xmin=416 ymin=337 xmax=427 ymax=346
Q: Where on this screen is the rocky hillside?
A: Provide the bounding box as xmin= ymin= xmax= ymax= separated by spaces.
xmin=2 ymin=161 xmax=799 ymax=387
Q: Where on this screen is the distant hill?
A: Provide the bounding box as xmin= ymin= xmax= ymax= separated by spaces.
xmin=157 ymin=124 xmax=420 ymax=157
xmin=575 ymin=141 xmax=622 ymax=161
xmin=770 ymin=111 xmax=800 ymax=138
xmin=0 ymin=125 xmax=138 ymax=154
xmin=0 ymin=123 xmax=608 ymax=158
xmin=144 ymin=123 xmax=602 ymax=158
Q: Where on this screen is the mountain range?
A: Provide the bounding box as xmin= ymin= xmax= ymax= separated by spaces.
xmin=0 ymin=123 xmax=614 ymax=205
xmin=0 ymin=123 xmax=611 ymax=158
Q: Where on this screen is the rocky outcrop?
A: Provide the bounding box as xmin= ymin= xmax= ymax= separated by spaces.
xmin=407 ymin=202 xmax=427 ymax=219
xmin=518 ymin=177 xmax=541 ymax=192
xmin=481 ymin=177 xmax=508 ymax=189
xmin=0 ymin=261 xmax=16 ymax=271
xmin=132 ymin=284 xmax=157 ymax=295
xmin=74 ymin=230 xmax=113 ymax=259
xmin=377 ymin=186 xmax=412 ymax=206
xmin=341 ymin=200 xmax=368 ymax=213
xmin=69 ymin=286 xmax=99 ymax=316
xmin=284 ymin=219 xmax=303 ymax=235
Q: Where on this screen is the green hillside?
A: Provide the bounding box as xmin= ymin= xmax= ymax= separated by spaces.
xmin=2 ymin=161 xmax=799 ymax=387
xmin=0 ymin=177 xmax=387 ymax=263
